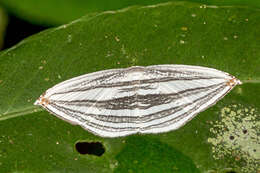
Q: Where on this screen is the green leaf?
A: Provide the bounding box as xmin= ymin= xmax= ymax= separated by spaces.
xmin=0 ymin=0 xmax=259 ymax=25
xmin=0 ymin=1 xmax=259 ymax=172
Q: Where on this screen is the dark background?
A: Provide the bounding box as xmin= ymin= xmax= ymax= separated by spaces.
xmin=3 ymin=14 xmax=47 ymax=50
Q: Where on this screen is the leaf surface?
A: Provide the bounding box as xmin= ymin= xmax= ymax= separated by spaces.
xmin=0 ymin=2 xmax=259 ymax=172
xmin=0 ymin=0 xmax=260 ymax=25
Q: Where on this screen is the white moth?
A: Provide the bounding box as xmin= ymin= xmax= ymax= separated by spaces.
xmin=34 ymin=65 xmax=241 ymax=138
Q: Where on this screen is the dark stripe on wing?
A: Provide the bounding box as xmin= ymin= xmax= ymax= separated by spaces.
xmin=49 ymin=76 xmax=223 ymax=97
xmin=52 ymin=82 xmax=224 ymax=110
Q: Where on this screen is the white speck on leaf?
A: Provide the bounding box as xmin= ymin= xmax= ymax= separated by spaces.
xmin=121 ymin=45 xmax=127 ymax=55
xmin=67 ymin=35 xmax=72 ymax=43
xmin=200 ymin=4 xmax=207 ymax=8
xmin=106 ymin=51 xmax=113 ymax=57
xmin=115 ymin=36 xmax=120 ymax=42
xmin=109 ymin=160 xmax=118 ymax=169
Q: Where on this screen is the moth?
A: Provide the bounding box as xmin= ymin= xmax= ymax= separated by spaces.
xmin=34 ymin=65 xmax=241 ymax=137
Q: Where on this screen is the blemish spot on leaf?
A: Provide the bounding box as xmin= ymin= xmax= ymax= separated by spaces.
xmin=41 ymin=60 xmax=47 ymax=64
xmin=181 ymin=26 xmax=188 ymax=31
xmin=115 ymin=36 xmax=120 ymax=42
xmin=199 ymin=4 xmax=207 ymax=9
xmin=180 ymin=40 xmax=185 ymax=44
xmin=208 ymin=104 xmax=260 ymax=173
xmin=67 ymin=35 xmax=72 ymax=43
xmin=44 ymin=78 xmax=49 ymax=81
xmin=109 ymin=160 xmax=119 ymax=169
xmin=121 ymin=45 xmax=127 ymax=55
xmin=130 ymin=57 xmax=137 ymax=64
xmin=106 ymin=51 xmax=113 ymax=57
xmin=229 ymin=136 xmax=234 ymax=140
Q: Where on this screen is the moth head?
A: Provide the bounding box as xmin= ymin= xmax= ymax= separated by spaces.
xmin=34 ymin=92 xmax=49 ymax=106
xmin=226 ymin=77 xmax=242 ymax=87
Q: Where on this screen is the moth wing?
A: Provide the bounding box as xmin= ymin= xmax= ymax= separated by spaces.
xmin=37 ymin=69 xmax=141 ymax=137
xmin=35 ymin=65 xmax=241 ymax=137
xmin=139 ymin=65 xmax=235 ymax=134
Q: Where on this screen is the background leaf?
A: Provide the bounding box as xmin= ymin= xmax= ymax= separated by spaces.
xmin=0 ymin=0 xmax=259 ymax=25
xmin=0 ymin=1 xmax=259 ymax=172
xmin=0 ymin=6 xmax=7 ymax=49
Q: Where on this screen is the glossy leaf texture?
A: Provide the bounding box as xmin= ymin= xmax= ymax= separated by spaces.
xmin=0 ymin=2 xmax=259 ymax=173
xmin=0 ymin=0 xmax=260 ymax=25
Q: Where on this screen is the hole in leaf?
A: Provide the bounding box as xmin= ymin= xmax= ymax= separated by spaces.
xmin=75 ymin=142 xmax=105 ymax=156
xmin=229 ymin=136 xmax=235 ymax=140
xmin=242 ymin=129 xmax=247 ymax=134
xmin=225 ymin=171 xmax=236 ymax=173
